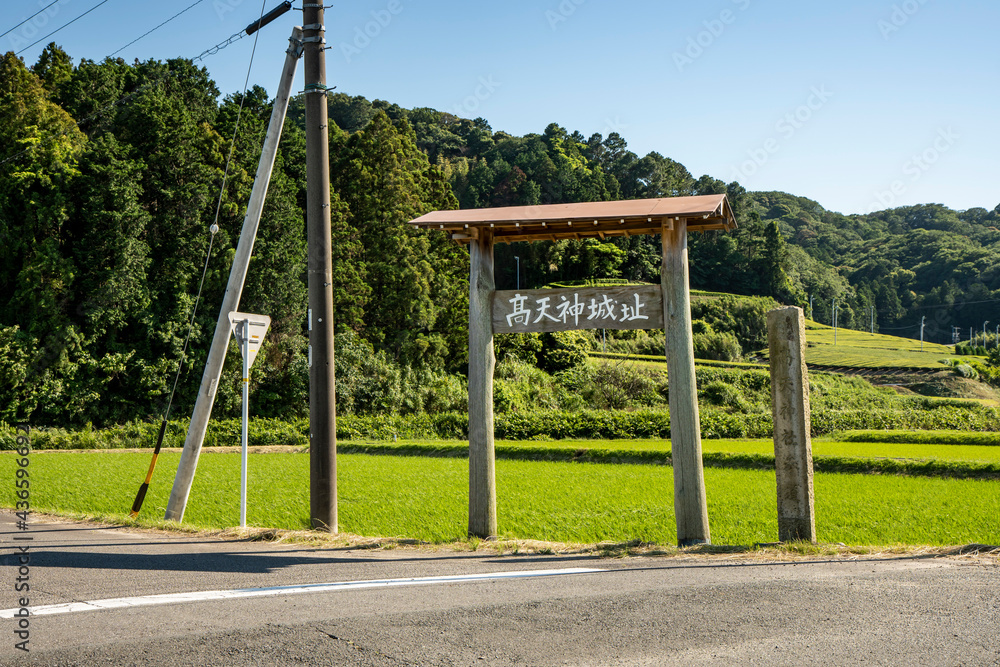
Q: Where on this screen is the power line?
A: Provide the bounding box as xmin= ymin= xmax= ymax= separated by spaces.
xmin=911 ymin=297 xmax=1000 ymax=310
xmin=16 ymin=0 xmax=114 ymax=55
xmin=192 ymin=31 xmax=246 ymax=64
xmin=0 ymin=0 xmax=63 ymax=40
xmin=866 ymin=296 xmax=1000 ymax=334
xmin=109 ymin=0 xmax=210 ymax=58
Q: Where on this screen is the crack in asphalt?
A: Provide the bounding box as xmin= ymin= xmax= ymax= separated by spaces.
xmin=318 ymin=626 xmax=420 ymax=666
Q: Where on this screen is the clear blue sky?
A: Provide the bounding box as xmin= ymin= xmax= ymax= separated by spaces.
xmin=5 ymin=0 xmax=997 ymax=215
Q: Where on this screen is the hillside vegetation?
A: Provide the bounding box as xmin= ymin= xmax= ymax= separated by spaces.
xmin=2 ymin=45 xmax=998 ymax=428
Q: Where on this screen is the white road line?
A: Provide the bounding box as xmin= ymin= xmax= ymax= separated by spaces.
xmin=0 ymin=567 xmax=605 ymax=618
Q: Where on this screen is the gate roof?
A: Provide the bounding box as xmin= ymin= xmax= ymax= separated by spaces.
xmin=408 ymin=194 xmax=736 ymax=244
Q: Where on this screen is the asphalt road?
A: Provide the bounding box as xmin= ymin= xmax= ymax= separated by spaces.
xmin=1 ymin=511 xmax=998 ymax=666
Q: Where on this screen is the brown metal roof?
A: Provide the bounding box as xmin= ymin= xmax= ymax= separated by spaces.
xmin=408 ymin=194 xmax=736 ymax=244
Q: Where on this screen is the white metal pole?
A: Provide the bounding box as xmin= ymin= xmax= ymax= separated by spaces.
xmin=832 ymin=298 xmax=837 ymax=345
xmin=240 ymin=319 xmax=249 ymax=528
xmin=165 ymin=28 xmax=303 ymax=522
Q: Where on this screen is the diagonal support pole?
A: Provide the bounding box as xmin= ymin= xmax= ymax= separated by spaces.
xmin=164 ymin=27 xmax=304 ymax=522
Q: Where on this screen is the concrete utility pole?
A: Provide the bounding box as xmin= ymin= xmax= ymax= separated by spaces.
xmin=164 ymin=27 xmax=303 ymax=522
xmin=303 ymin=2 xmax=337 ymax=532
xmin=921 ymin=316 xmax=927 ymax=350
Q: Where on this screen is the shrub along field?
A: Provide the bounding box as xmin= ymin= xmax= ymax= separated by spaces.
xmin=5 ymin=351 xmax=998 ymax=450
xmin=837 ymin=429 xmax=1000 ymax=445
xmin=2 ymin=449 xmax=998 ymax=546
xmin=4 ymin=384 xmax=999 ymax=450
xmin=717 ymin=438 xmax=1000 ymax=464
xmin=339 ymin=437 xmax=1000 ymax=476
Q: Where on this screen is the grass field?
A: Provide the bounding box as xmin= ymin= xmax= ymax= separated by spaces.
xmin=3 ymin=450 xmax=998 ymax=546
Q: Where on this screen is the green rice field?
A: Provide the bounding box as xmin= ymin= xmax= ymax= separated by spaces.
xmin=2 ymin=448 xmax=998 ymax=546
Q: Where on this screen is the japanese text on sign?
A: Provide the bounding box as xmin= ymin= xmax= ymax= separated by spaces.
xmin=492 ymin=285 xmax=663 ymax=334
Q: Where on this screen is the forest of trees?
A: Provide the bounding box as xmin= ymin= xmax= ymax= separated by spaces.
xmin=328 ymin=93 xmax=1000 ymax=347
xmin=2 ymin=45 xmax=998 ymax=427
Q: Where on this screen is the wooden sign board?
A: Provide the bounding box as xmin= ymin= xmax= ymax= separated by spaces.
xmin=493 ymin=285 xmax=663 ymax=334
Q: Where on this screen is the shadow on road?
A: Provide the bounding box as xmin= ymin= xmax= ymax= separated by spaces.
xmin=4 ymin=514 xmax=995 ymax=575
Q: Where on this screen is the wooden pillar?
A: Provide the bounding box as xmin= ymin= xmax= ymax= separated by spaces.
xmin=468 ymin=229 xmax=497 ymax=538
xmin=662 ymin=219 xmax=711 ymax=546
xmin=767 ymin=306 xmax=816 ymax=542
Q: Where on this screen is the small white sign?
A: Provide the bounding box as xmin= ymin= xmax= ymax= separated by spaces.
xmin=228 ymin=312 xmax=271 ymax=370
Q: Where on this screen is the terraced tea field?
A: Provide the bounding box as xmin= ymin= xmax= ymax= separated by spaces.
xmin=595 ymin=321 xmax=957 ymax=372
xmin=799 ymin=321 xmax=956 ymax=370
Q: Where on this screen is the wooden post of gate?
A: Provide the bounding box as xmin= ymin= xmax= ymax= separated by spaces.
xmin=468 ymin=228 xmax=497 ymax=538
xmin=662 ymin=219 xmax=711 ymax=546
xmin=767 ymin=306 xmax=816 ymax=543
